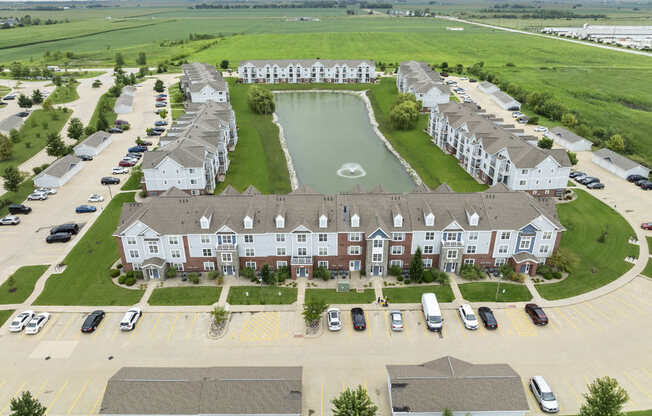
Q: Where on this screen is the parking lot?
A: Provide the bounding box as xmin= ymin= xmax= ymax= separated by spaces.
xmin=1 ymin=276 xmax=651 ymax=415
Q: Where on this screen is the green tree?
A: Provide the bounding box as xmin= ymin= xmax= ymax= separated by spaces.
xmin=0 ymin=133 xmax=13 ymax=160
xmin=605 ymin=134 xmax=625 ymax=153
xmin=136 ymin=52 xmax=147 ymax=65
xmin=260 ymin=263 xmax=275 ymax=285
xmin=9 ymin=129 xmax=20 ymax=144
xmin=331 ymin=385 xmax=378 ymax=416
xmin=31 ymin=89 xmax=43 ymax=105
xmin=9 ymin=390 xmax=46 ymax=416
xmin=153 ymin=79 xmax=165 ymax=93
xmin=219 ymin=59 xmax=229 ymax=70
xmin=159 ymin=109 xmax=167 ymax=119
xmin=442 ymin=409 xmax=453 ymax=416
xmin=388 ymin=100 xmax=419 ymax=130
xmin=115 ymin=52 xmax=125 ymax=66
xmin=45 ymin=132 xmax=67 ymax=157
xmin=53 ymin=74 xmax=63 ymax=87
xmin=247 ymin=86 xmax=275 ymax=114
xmin=17 ymin=94 xmax=33 ymax=110
xmin=67 ymin=117 xmax=84 ymax=141
xmin=561 ymin=113 xmax=578 ymax=128
xmin=2 ymin=166 xmax=27 ymax=192
xmin=548 ymin=246 xmax=579 ymax=273
xmin=302 ymin=297 xmax=329 ymax=325
xmin=96 ymin=110 xmax=109 ymax=132
xmin=538 ymin=137 xmax=554 ymax=149
xmin=579 ymin=376 xmax=628 ymax=416
xmin=210 ymin=305 xmax=230 ymax=326
xmin=567 ymin=151 xmax=578 ymax=165
xmin=410 ymin=246 xmax=424 ymax=283
xmin=41 ymin=100 xmax=53 ymax=112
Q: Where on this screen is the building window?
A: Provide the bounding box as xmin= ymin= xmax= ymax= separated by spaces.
xmin=244 ymin=234 xmax=254 ymax=243
xmin=390 ymin=260 xmax=403 ymax=267
xmin=202 ymin=248 xmax=213 ymax=257
xmin=276 ymin=234 xmax=285 ymax=242
xmin=500 ymin=232 xmax=511 ymax=240
xmin=425 ymin=232 xmax=435 ymax=241
xmin=126 ymin=236 xmax=136 ymax=245
xmin=174 ymin=263 xmax=184 ymax=271
xmin=319 ymin=217 xmax=327 ymax=228
xmin=245 ymin=261 xmax=257 ymax=270
xmin=468 ymin=232 xmax=479 ymax=241
xmin=170 ymin=249 xmax=181 ymax=259
xmin=351 ymin=215 xmax=360 ymax=227
xmin=519 ymin=180 xmax=526 ymax=186
xmin=200 ymin=235 xmax=211 ymax=244
xmin=318 ymin=247 xmax=328 ymax=256
xmin=190 ymin=179 xmax=198 ymax=185
xmin=391 ymin=232 xmax=405 ymax=241
xmin=447 ymin=250 xmax=457 ymax=259
xmin=204 ymin=262 xmax=215 ymax=271
xmin=244 ymin=217 xmax=253 ymax=229
xmin=277 ymin=247 xmax=286 ymax=256
xmin=189 ymin=168 xmax=196 ymax=174
xmin=519 ymin=236 xmax=532 ymax=250
xmin=372 ymin=239 xmax=382 ymax=248
xmin=245 ymin=248 xmax=255 ymax=257
xmin=464 ymin=258 xmax=475 ymax=265
xmin=372 ymin=253 xmax=382 ymax=262
xmin=277 ymin=261 xmax=287 ymax=269
xmin=498 ymin=245 xmax=508 ymax=254
xmin=495 ymin=258 xmax=507 ymax=266
xmin=348 ymin=246 xmax=361 ymax=255
xmin=423 ymin=259 xmax=432 ymax=268
xmin=318 ymin=260 xmax=328 ymax=268
xmin=391 ymin=246 xmax=404 ymax=255
xmin=168 ymin=236 xmax=179 ymax=245
xmin=466 ymin=245 xmax=477 ymax=254
xmin=348 ymin=232 xmax=362 ymax=242
xmin=318 ymin=233 xmax=328 ymax=242
xmin=543 ymin=231 xmax=553 ymax=240
xmin=129 ymin=250 xmax=139 ymax=258
xmin=421 ymin=245 xmax=433 ymax=254
xmin=539 ymin=244 xmax=550 ymax=254
xmin=191 ymin=190 xmax=200 ymax=195
xmin=133 ymin=263 xmax=142 ymax=271
xmin=221 ymin=253 xmax=232 ymax=262
xmin=446 ymin=233 xmax=458 ymax=241
xmin=147 ymin=241 xmax=159 ymax=254
xmin=521 ymin=169 xmax=528 ymax=175
xmin=297 ymin=247 xmax=307 ymax=256
xmin=296 ymin=234 xmax=307 ymax=243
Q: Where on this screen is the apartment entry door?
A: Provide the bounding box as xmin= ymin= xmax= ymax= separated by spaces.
xmin=445 ymin=263 xmax=457 ymax=273
xmin=297 ymin=267 xmax=307 ymax=278
xmin=372 ymin=265 xmax=383 ymax=276
xmin=148 ymin=269 xmax=160 ymax=279
xmin=349 ymin=260 xmax=361 ymax=271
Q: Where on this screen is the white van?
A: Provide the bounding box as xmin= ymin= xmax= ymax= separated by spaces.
xmin=421 ymin=293 xmax=443 ymax=331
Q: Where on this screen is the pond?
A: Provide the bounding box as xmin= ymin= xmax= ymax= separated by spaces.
xmin=274 ymin=91 xmax=416 ymax=194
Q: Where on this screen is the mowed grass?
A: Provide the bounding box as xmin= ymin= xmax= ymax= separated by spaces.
xmin=88 ymin=92 xmax=117 ymax=131
xmin=120 ymin=168 xmax=143 ymax=191
xmin=35 ymin=192 xmax=144 ymax=306
xmin=148 ymin=286 xmax=222 ymax=306
xmin=305 ymin=289 xmax=376 ymax=305
xmin=536 ymin=190 xmax=638 ymax=300
xmin=458 ymin=282 xmax=532 ymax=302
xmin=226 ymin=286 xmax=297 ymax=305
xmin=0 ymin=179 xmax=35 ymax=216
xmin=0 ymin=310 xmax=15 ymax=327
xmin=0 ymin=265 xmax=49 ymax=304
xmin=46 ymin=82 xmax=80 ymax=105
xmin=382 ymin=284 xmax=455 ymax=303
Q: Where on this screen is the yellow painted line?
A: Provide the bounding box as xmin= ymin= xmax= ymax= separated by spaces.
xmin=478 ymin=322 xmax=487 ymax=337
xmin=623 ymin=371 xmax=652 ymax=400
xmin=594 ymin=298 xmax=634 ymax=321
xmin=364 ymin=381 xmax=367 ymax=391
xmin=34 ymin=380 xmax=48 ymax=399
xmin=554 ymin=308 xmax=582 ymax=334
xmin=109 ymin=324 xmax=120 ymax=342
xmin=148 ymin=313 xmax=162 ymax=341
xmin=320 ymin=383 xmax=323 ymax=416
xmin=570 ymin=305 xmax=603 ymax=331
xmin=348 ymin=313 xmax=352 ymax=339
xmin=618 ymin=290 xmax=652 ymax=307
xmin=609 ymin=294 xmax=647 ymax=314
xmin=37 ymin=314 xmax=59 ymax=340
xmin=129 ymin=315 xmax=143 ymax=342
xmin=167 ymin=313 xmax=180 ymax=342
xmin=89 ymin=385 xmax=106 ymax=415
xmin=497 ymin=321 xmax=504 ymax=336
xmin=45 ymin=380 xmax=69 ymax=415
xmin=383 ymin=312 xmax=391 ymax=339
xmin=364 ymin=312 xmax=371 ymax=339
xmin=342 ymin=382 xmax=346 ymax=392
xmin=56 ymin=314 xmax=76 ymax=341
xmin=0 ymin=380 xmax=6 ymax=390
xmin=403 ymin=315 xmax=410 ymax=339
xmin=582 ymin=302 xmax=619 ymax=327
xmin=522 ymin=377 xmax=541 ymax=415
xmin=456 ymin=313 xmax=468 ymax=337
xmin=643 ymin=368 xmax=652 ymax=379
xmin=563 ymin=376 xmax=583 ymax=406
xmin=419 ymin=312 xmax=430 ymax=338
xmin=0 ymin=381 xmax=27 ymax=414
xmin=186 ymin=313 xmax=197 ymax=340
xmin=92 ymin=314 xmax=109 ymax=342
xmin=548 ymin=319 xmax=560 ymax=335
xmin=441 ymin=324 xmax=447 ymax=338
xmin=67 ymin=380 xmax=89 ymax=415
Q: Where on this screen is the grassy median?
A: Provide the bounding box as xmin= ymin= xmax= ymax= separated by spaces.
xmin=305 ymin=289 xmax=376 ymax=305
xmin=0 ymin=265 xmax=49 ymax=304
xmin=148 ymin=286 xmax=222 ymax=306
xmin=226 ymin=286 xmax=297 ymax=305
xmin=0 ymin=309 xmax=15 ymax=327
xmin=458 ymin=282 xmax=532 ymax=302
xmin=382 ymin=284 xmax=455 ymax=303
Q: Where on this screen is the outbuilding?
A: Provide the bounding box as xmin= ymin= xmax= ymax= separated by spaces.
xmin=114 ymin=86 xmax=136 ymax=114
xmin=34 ymin=155 xmax=84 ymax=188
xmin=592 ymin=148 xmax=650 ymax=179
xmin=490 ymin=90 xmax=521 ymax=110
xmin=73 ymin=131 xmax=112 ymax=157
xmin=477 ymin=81 xmax=499 ymax=94
xmin=545 ymin=127 xmax=592 ymax=152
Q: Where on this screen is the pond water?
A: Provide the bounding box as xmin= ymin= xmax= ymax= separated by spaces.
xmin=274 ymin=92 xmax=415 ymax=194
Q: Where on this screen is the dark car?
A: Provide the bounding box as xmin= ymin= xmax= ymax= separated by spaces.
xmin=351 ymin=308 xmax=366 ymax=330
xmin=76 ymin=205 xmax=97 ymax=213
xmin=3 ymin=95 xmax=16 ymax=100
xmin=627 ymin=174 xmax=647 ymax=182
xmin=635 ymin=178 xmax=648 ymax=186
xmin=156 ymin=94 xmax=167 ymax=98
xmin=129 ymin=145 xmax=148 ymax=153
xmin=108 ymin=128 xmax=123 ymax=134
xmin=101 ymin=177 xmax=120 ymax=185
xmin=155 ymin=102 xmax=167 ymax=108
xmin=127 ymin=152 xmax=142 ymax=159
xmin=140 ymin=140 xmax=153 ymax=146
xmin=50 ymin=223 xmax=80 ymax=235
xmin=0 ymin=101 xmax=7 ymax=106
xmin=641 ymin=181 xmax=652 ymax=190
xmin=17 ymin=112 xmax=30 ymax=118
xmin=8 ymin=204 xmax=31 ymax=215
xmin=569 ymin=171 xmax=586 ymax=178
xmin=579 ymin=176 xmax=600 ymax=185
xmin=119 ymin=160 xmax=136 ymax=167
xmin=478 ymin=307 xmax=498 ymax=329
xmin=115 ymin=119 xmax=129 ymax=126
xmin=46 ymin=232 xmax=71 ymax=244
xmin=153 ymin=127 xmax=165 ymax=133
xmin=146 ymin=131 xmax=161 ymax=136
xmin=81 ymin=310 xmax=105 ymax=332
xmin=469 ymin=78 xmax=477 ymax=82
xmin=587 ymin=182 xmax=605 ymax=189
xmin=525 ymin=303 xmax=548 ymax=325
xmin=154 ymin=121 xmax=168 ymax=126
xmin=78 ymin=155 xmax=93 ymax=161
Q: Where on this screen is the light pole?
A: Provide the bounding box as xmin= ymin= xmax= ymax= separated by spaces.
xmin=495 ymin=274 xmax=503 ymax=301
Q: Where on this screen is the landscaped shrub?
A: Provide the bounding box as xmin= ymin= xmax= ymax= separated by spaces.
xmin=552 ymin=271 xmax=562 ymax=279
xmin=460 ymin=264 xmax=485 ymax=280
xmin=314 ymin=266 xmax=329 ymax=281
xmin=109 ymin=269 xmax=120 ymax=278
xmin=134 ymin=271 xmax=143 ymax=280
xmin=537 ymin=263 xmax=552 ymax=277
xmin=208 ymin=270 xmax=220 ymax=280
xmin=404 ymin=279 xmax=411 ymax=284
xmin=118 ymin=275 xmax=126 ymax=284
xmin=388 ymin=265 xmax=402 ymax=276
xmin=432 ymin=269 xmax=450 ymax=284
xmin=125 ymin=277 xmax=136 ymax=286
xmin=125 ymin=270 xmax=134 ymax=278
xmin=139 ymin=190 xmax=147 ymax=198
xmin=116 ymin=263 xmax=123 ymax=269
xmin=422 ymin=269 xmax=434 ymax=283
xmin=510 ymin=273 xmax=527 ymax=283
xmin=498 ymin=263 xmax=516 ymax=280
xmin=188 ymin=272 xmax=199 ymax=284
xmin=397 ymin=275 xmax=404 ymax=282
xmin=543 ymin=272 xmax=553 ymax=280
xmin=240 ymin=266 xmax=255 ymax=280
xmin=165 ymin=267 xmax=177 ymax=278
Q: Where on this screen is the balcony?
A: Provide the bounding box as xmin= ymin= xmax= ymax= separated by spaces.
xmin=216 ymin=243 xmax=237 ymax=251
xmin=291 ymin=256 xmax=313 ymax=265
xmin=441 ymin=239 xmax=464 ymax=248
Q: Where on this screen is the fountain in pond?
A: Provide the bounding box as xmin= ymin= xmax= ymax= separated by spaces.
xmin=336 ymin=163 xmax=367 ymax=179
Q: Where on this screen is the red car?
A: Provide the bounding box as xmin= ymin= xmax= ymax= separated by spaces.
xmin=119 ymin=160 xmax=136 ymax=167
xmin=525 ymin=304 xmax=548 ymax=325
xmin=156 ymin=97 xmax=166 ymax=102
xmin=642 ymin=222 xmax=652 ymax=230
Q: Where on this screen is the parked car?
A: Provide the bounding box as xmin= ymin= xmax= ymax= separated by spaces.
xmin=108 ymin=128 xmax=123 ymax=134
xmin=127 ymin=152 xmax=142 ymax=159
xmin=35 ymin=187 xmax=57 ymax=195
xmin=79 ymin=155 xmax=93 ymax=161
xmin=525 ymin=304 xmax=548 ymax=325
xmin=641 ymin=222 xmax=652 ymax=230
xmin=9 ymin=310 xmax=35 ymax=332
xmin=477 ymin=307 xmax=498 ymax=329
xmin=635 ymin=178 xmax=648 ymax=186
xmin=146 ymin=130 xmax=161 ymax=136
xmin=530 ymin=376 xmax=559 ymax=413
xmin=101 ymin=177 xmax=120 ymax=185
xmin=25 ymin=312 xmax=51 ymax=335
xmin=27 ymin=192 xmax=47 ymax=201
xmin=627 ymin=174 xmax=646 ymax=182
xmin=112 ymin=167 xmax=129 ymax=174
xmin=351 ymin=308 xmax=366 ymax=330
xmin=46 ymin=232 xmax=71 ymax=243
xmin=76 ymin=205 xmax=97 ymax=213
xmin=16 ymin=112 xmax=30 ymax=118
xmin=153 ymin=127 xmax=166 ymax=133
xmin=88 ymin=194 xmax=105 ymax=203
xmin=120 ymin=307 xmax=142 ymax=331
xmin=0 ymin=215 xmax=20 ymax=225
xmin=512 ymin=111 xmax=524 ymax=118
xmin=154 ymin=121 xmax=168 ymax=126
xmin=389 ymin=310 xmax=404 ymax=331
xmin=115 ymin=119 xmax=129 ymax=126
xmin=569 ymin=171 xmax=586 ymax=178
xmin=517 ymin=117 xmax=529 ymax=124
xmin=587 ymin=182 xmax=605 ymax=189
xmin=119 ymin=160 xmax=136 ymax=167
xmin=458 ymin=304 xmax=479 ymax=330
xmin=155 ymin=102 xmax=167 ymax=108
xmin=9 ymin=204 xmax=31 ymax=215
xmin=155 ymin=97 xmax=166 ymax=102
xmin=469 ymin=78 xmax=477 ymax=82
xmin=140 ymin=140 xmax=153 ymax=146
xmin=51 ymin=223 xmax=80 ymax=235
xmin=327 ymin=308 xmax=341 ymax=331
xmin=156 ymin=94 xmax=167 ymax=98
xmin=0 ymin=101 xmax=7 ymax=106
xmin=579 ymin=176 xmax=600 ymax=185
xmin=533 ymin=126 xmax=548 ymax=132
xmin=3 ymin=94 xmax=16 ymax=100
xmin=641 ymin=181 xmax=652 ymax=190
xmin=459 ymin=77 xmax=468 ymax=81
xmin=129 ymin=145 xmax=148 ymax=153
xmin=81 ymin=310 xmax=105 ymax=332
xmin=573 ymin=174 xmax=588 ymax=182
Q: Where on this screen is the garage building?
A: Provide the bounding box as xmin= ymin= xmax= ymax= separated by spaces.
xmin=114 ymin=86 xmax=136 ymax=114
xmin=592 ymin=148 xmax=650 ymax=179
xmin=100 ymin=366 xmax=302 ymax=416
xmin=387 ymin=356 xmax=529 ymax=416
xmin=490 ymin=90 xmax=521 ymax=110
xmin=73 ymin=130 xmax=112 ymax=157
xmin=33 ymin=154 xmax=84 ymax=188
xmin=477 ymin=81 xmax=499 ymax=94
xmin=545 ymin=127 xmax=592 ymax=152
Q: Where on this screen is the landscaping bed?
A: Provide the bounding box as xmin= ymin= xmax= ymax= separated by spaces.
xmin=46 ymin=81 xmax=79 ymax=105
xmin=458 ymin=282 xmax=532 ymax=302
xmin=226 ymin=286 xmax=297 ymax=305
xmin=0 ymin=265 xmax=49 ymax=304
xmin=148 ymin=286 xmax=222 ymax=306
xmin=304 ymin=288 xmax=375 ymax=304
xmin=382 ymin=284 xmax=455 ymax=303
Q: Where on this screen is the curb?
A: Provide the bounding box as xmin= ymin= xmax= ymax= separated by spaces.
xmin=207 ymin=314 xmax=232 ymax=340
xmin=304 ymin=316 xmax=323 ymax=339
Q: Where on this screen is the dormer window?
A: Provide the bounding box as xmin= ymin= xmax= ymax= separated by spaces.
xmin=351 ymin=214 xmax=360 ymax=228
xmin=425 ymin=213 xmax=435 ymax=227
xmin=468 ymin=212 xmax=479 ymax=226
xmin=319 ymin=215 xmax=327 ymax=229
xmin=200 ymin=215 xmax=211 ymax=230
xmin=244 ymin=216 xmax=253 ymax=230
xmin=393 ymin=214 xmax=403 ymax=228
xmin=276 ymin=215 xmax=284 ymax=229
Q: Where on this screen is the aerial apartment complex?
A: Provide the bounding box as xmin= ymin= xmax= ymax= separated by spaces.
xmin=429 ymin=102 xmax=571 ymax=197
xmin=179 ymin=62 xmax=230 ymax=103
xmin=237 ymin=59 xmax=376 ymax=84
xmin=115 ymin=183 xmax=563 ymax=280
xmin=396 ymin=61 xmax=451 ymax=111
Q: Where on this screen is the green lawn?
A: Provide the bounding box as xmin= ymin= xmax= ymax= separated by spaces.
xmin=642 ymin=259 xmax=652 ymax=279
xmin=35 ymin=192 xmax=144 ymax=306
xmin=458 ymin=282 xmax=532 ymax=302
xmin=0 ymin=179 xmax=35 ymax=216
xmin=647 ymin=237 xmax=652 ymax=255
xmin=0 ymin=85 xmax=10 ymax=96
xmin=536 ymin=190 xmax=638 ymax=300
xmin=148 ymin=286 xmax=222 ymax=306
xmin=0 ymin=265 xmax=49 ymax=304
xmin=382 ymin=284 xmax=455 ymax=303
xmin=0 ymin=309 xmax=15 ymax=327
xmin=305 ymin=289 xmax=376 ymax=304
xmin=226 ymin=286 xmax=297 ymax=305
xmin=120 ymin=168 xmax=143 ymax=191
xmin=88 ymin=92 xmax=117 ymax=131
xmin=0 ymin=108 xmax=71 ymax=173
xmin=45 ymin=82 xmax=80 ymax=105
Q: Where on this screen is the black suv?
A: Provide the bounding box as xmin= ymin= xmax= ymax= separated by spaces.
xmin=627 ymin=174 xmax=646 ymax=182
xmin=101 ymin=177 xmax=120 ymax=185
xmin=46 ymin=232 xmax=72 ymax=244
xmin=351 ymin=308 xmax=366 ymax=330
xmin=8 ymin=204 xmax=31 ymax=215
xmin=50 ymin=223 xmax=80 ymax=235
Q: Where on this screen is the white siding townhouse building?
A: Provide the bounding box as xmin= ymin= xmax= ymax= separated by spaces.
xmin=429 ymin=102 xmax=572 ymax=197
xmin=114 ymin=183 xmax=564 ymax=281
xmin=141 ymin=101 xmax=237 ymax=196
xmin=237 ymin=60 xmax=376 ymax=84
xmin=396 ymin=61 xmax=450 ymax=111
xmin=180 ymin=63 xmax=229 ymax=103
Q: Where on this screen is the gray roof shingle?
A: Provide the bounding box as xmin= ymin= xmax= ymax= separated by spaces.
xmin=35 ymin=154 xmax=82 ymax=179
xmin=593 ymin=148 xmax=645 ymax=171
xmin=74 ymin=131 xmax=111 ymax=149
xmin=399 ymin=61 xmax=449 ymax=95
xmin=548 ymin=126 xmax=590 ymax=144
xmin=239 ymin=59 xmax=374 ymax=68
xmin=181 ymin=63 xmax=228 ymax=93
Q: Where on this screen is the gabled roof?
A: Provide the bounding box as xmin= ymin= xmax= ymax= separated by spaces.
xmin=220 ymin=185 xmax=240 ymax=196
xmin=593 ymin=148 xmax=647 ymax=171
xmin=141 ymin=143 xmax=205 ymax=169
xmin=35 ymin=154 xmax=82 ymax=179
xmin=398 ymin=61 xmax=450 ymax=96
xmin=181 ymin=62 xmax=228 ymax=93
xmin=549 ymin=126 xmax=591 ymax=144
xmin=239 ymin=59 xmax=375 ymax=68
xmin=75 ymin=131 xmax=111 ymax=149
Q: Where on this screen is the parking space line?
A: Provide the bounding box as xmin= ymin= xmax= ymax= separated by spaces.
xmin=0 ymin=380 xmax=6 ymax=390
xmin=129 ymin=316 xmax=144 ymax=342
xmin=570 ymin=305 xmax=602 ymax=331
xmin=521 ymin=378 xmax=541 ymax=415
xmin=34 ymin=380 xmax=48 ymax=399
xmin=383 ymin=312 xmax=390 ymax=340
xmin=403 ymin=315 xmax=410 ymax=339
xmin=418 ymin=312 xmax=430 ymax=338
xmin=67 ymin=380 xmax=89 ymax=415
xmin=45 ymin=380 xmax=68 ymax=415
xmin=505 ymin=309 xmax=537 ymax=337
xmin=594 ymin=298 xmax=633 ymax=320
xmin=563 ymin=376 xmax=583 ymax=406
xmin=343 ymin=382 xmax=346 ymax=392
xmin=478 ymin=322 xmax=487 ymax=337
xmin=623 ymin=371 xmax=652 ymax=400
xmin=92 ymin=314 xmax=109 ymax=342
xmin=582 ymin=302 xmax=619 ymax=327
xmin=109 ymin=323 xmax=120 ymax=341
xmin=456 ymin=313 xmax=468 ymax=338
xmin=609 ymin=294 xmax=647 ymax=314
xmin=0 ymin=381 xmax=27 ymax=414
xmin=148 ymin=313 xmax=162 ymax=341
xmin=643 ymin=368 xmax=652 ymax=379
xmin=89 ymin=385 xmax=106 ymax=415
xmin=554 ymin=308 xmax=582 ymax=334
xmin=364 ymin=312 xmax=371 ymax=339
xmin=618 ymin=290 xmax=652 ymax=307
xmin=320 ymin=383 xmax=323 ymax=416
xmin=167 ymin=313 xmax=180 ymax=342
xmin=186 ymin=313 xmax=197 ymax=341
xmin=37 ymin=314 xmax=59 ymax=340
xmin=441 ymin=324 xmax=447 ymax=338
xmin=56 ymin=314 xmax=76 ymax=341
